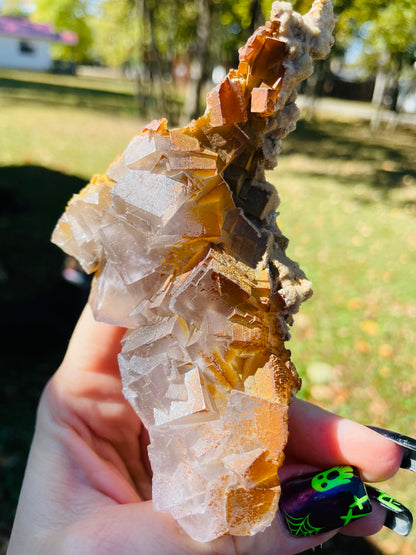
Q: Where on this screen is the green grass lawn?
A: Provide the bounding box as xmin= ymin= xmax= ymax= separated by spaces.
xmin=274 ymin=118 xmax=416 ymax=554
xmin=1 ymin=73 xmax=416 ymax=553
xmin=0 ymin=68 xmax=182 ymax=121
xmin=0 ymin=68 xmax=137 ymax=113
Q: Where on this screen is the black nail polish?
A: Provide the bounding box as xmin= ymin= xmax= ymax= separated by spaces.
xmin=367 ymin=426 xmax=416 ymax=472
xmin=365 ymin=484 xmax=413 ymax=537
xmin=280 ymin=466 xmax=372 ymax=536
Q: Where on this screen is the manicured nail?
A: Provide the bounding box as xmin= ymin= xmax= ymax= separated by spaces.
xmin=365 ymin=484 xmax=413 ymax=536
xmin=280 ymin=465 xmax=372 ymax=536
xmin=367 ymin=426 xmax=416 ymax=472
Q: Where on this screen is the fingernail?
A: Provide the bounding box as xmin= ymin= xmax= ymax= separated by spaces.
xmin=367 ymin=426 xmax=416 ymax=472
xmin=280 ymin=465 xmax=372 ymax=536
xmin=365 ymin=484 xmax=413 ymax=536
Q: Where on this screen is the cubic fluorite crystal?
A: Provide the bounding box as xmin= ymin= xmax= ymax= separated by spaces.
xmin=52 ymin=0 xmax=334 ymax=542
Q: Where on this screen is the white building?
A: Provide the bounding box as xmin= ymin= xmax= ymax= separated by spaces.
xmin=0 ymin=16 xmax=77 ymax=72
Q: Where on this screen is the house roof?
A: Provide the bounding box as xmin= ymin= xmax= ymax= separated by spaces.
xmin=0 ymin=16 xmax=78 ymax=45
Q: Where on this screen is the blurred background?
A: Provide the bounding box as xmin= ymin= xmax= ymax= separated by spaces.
xmin=0 ymin=0 xmax=415 ymax=553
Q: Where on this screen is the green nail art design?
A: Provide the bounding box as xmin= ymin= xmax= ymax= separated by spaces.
xmin=284 ymin=512 xmax=323 ymax=536
xmin=365 ymin=484 xmax=413 ymax=536
xmin=339 ymin=493 xmax=371 ymax=525
xmin=373 ymin=490 xmax=402 ymax=513
xmin=350 ymin=493 xmax=370 ymax=510
xmin=311 ymin=465 xmax=354 ymax=492
xmin=281 ymin=466 xmax=373 ymax=538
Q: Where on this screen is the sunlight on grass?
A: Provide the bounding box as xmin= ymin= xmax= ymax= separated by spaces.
xmin=0 ymin=101 xmax=144 ymax=178
xmin=274 ymin=168 xmax=416 ymax=424
xmin=273 ymin=131 xmax=416 ymax=553
xmin=0 ymin=68 xmax=136 ymax=94
xmin=1 ymin=90 xmax=416 ymax=553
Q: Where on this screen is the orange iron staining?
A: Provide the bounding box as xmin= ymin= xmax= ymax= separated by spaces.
xmin=52 ymin=0 xmax=334 ymax=541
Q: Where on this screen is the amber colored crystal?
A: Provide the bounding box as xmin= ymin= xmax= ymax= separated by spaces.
xmin=251 ymin=86 xmax=280 ymax=117
xmin=52 ymin=0 xmax=334 ymax=542
xmin=206 ymin=77 xmax=247 ymax=126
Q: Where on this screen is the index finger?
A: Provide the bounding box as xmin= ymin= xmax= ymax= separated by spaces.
xmin=287 ymin=398 xmax=403 ymax=482
xmin=60 ymin=303 xmax=126 ymax=377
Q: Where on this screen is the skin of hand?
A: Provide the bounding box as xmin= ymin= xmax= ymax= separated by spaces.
xmin=7 ymin=305 xmax=403 ymax=555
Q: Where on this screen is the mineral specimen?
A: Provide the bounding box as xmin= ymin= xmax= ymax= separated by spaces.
xmin=52 ymin=0 xmax=334 ymax=542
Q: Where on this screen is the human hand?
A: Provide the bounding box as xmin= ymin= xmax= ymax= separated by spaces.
xmin=7 ymin=305 xmax=406 ymax=554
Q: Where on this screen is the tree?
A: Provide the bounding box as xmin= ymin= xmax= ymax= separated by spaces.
xmin=1 ymin=0 xmax=29 ymax=16
xmin=91 ymin=0 xmax=139 ymax=68
xmin=336 ymin=0 xmax=416 ymax=111
xmin=180 ymin=0 xmax=275 ymax=120
xmin=33 ymin=0 xmax=93 ymax=63
xmin=90 ymin=0 xmax=276 ymax=121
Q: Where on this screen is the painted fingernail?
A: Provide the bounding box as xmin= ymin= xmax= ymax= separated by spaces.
xmin=280 ymin=465 xmax=372 ymax=536
xmin=365 ymin=484 xmax=413 ymax=536
xmin=367 ymin=426 xmax=416 ymax=472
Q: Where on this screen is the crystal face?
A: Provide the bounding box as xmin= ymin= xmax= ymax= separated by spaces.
xmin=52 ymin=0 xmax=334 ymax=542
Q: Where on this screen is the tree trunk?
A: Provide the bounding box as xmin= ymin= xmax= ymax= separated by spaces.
xmin=135 ymin=0 xmax=145 ymax=108
xmin=370 ymin=51 xmax=403 ymax=131
xmin=248 ymin=0 xmax=262 ymax=35
xmin=145 ymin=0 xmax=170 ymax=118
xmin=181 ymin=0 xmax=212 ymax=123
xmin=302 ymin=57 xmax=332 ymax=120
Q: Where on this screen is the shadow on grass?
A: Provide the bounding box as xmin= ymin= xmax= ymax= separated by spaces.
xmin=0 ymin=74 xmax=136 ymax=112
xmin=283 ymin=119 xmax=416 ymax=198
xmin=0 ymin=164 xmax=395 ymax=554
xmin=0 ymin=165 xmax=89 ymax=542
xmin=0 ymin=75 xmax=134 ymax=99
xmin=0 ymin=165 xmax=87 ymax=301
xmin=0 ymin=75 xmax=182 ymax=121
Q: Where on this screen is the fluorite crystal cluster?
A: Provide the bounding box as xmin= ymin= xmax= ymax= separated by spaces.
xmin=52 ymin=0 xmax=334 ymax=542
